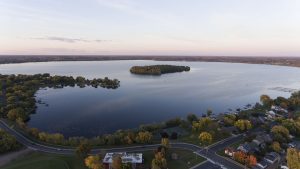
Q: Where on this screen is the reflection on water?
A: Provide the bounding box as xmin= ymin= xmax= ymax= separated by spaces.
xmin=1 ymin=60 xmax=300 ymax=137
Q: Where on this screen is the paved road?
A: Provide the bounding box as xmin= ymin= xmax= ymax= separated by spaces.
xmin=196 ymin=134 xmax=245 ymax=169
xmin=0 ymin=119 xmax=244 ymax=169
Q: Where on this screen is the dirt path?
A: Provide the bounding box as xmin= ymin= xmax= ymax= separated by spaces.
xmin=0 ymin=148 xmax=32 ymax=167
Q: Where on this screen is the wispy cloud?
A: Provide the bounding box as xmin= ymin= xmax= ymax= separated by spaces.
xmin=32 ymin=36 xmax=111 ymax=43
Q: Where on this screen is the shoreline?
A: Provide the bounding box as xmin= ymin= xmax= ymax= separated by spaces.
xmin=1 ymin=55 xmax=300 ymax=68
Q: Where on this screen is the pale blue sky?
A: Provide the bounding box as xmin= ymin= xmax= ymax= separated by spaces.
xmin=1 ymin=0 xmax=300 ymax=56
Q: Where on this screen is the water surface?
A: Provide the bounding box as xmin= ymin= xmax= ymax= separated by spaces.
xmin=1 ymin=60 xmax=300 ymax=137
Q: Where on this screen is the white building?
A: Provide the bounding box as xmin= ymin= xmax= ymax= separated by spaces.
xmin=103 ymin=152 xmax=143 ymax=169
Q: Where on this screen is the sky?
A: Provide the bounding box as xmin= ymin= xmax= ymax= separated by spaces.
xmin=1 ymin=0 xmax=300 ymax=56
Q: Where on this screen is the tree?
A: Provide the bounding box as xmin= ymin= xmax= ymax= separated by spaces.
xmin=287 ymin=148 xmax=300 ymax=169
xmin=0 ymin=129 xmax=21 ymax=153
xmin=282 ymin=119 xmax=300 ymax=136
xmin=233 ymin=151 xmax=247 ymax=164
xmin=271 ymin=141 xmax=281 ymax=153
xmin=246 ymin=155 xmax=257 ymax=167
xmin=206 ymin=109 xmax=212 ymax=117
xmin=260 ymin=95 xmax=273 ymax=108
xmin=192 ymin=117 xmax=216 ymax=132
xmin=161 ymin=138 xmax=170 ymax=149
xmin=152 ymin=151 xmax=167 ymax=169
xmin=187 ymin=114 xmax=198 ymax=124
xmin=112 ymin=155 xmax=122 ymax=169
xmin=85 ymin=155 xmax=103 ymax=169
xmin=223 ymin=114 xmax=236 ymax=126
xmin=199 ymin=132 xmax=212 ymax=146
xmin=234 ymin=120 xmax=252 ymax=131
xmin=135 ymin=131 xmax=153 ymax=144
xmin=76 ymin=141 xmax=91 ymax=158
xmin=7 ymin=107 xmax=26 ymax=121
xmin=271 ymin=125 xmax=290 ymax=143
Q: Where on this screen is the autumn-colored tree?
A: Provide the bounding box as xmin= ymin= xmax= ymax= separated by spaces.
xmin=152 ymin=151 xmax=167 ymax=169
xmin=287 ymin=148 xmax=300 ymax=169
xmin=112 ymin=155 xmax=122 ymax=169
xmin=245 ymin=155 xmax=257 ymax=167
xmin=223 ymin=114 xmax=237 ymax=126
xmin=135 ymin=131 xmax=153 ymax=144
xmin=260 ymin=94 xmax=273 ymax=107
xmin=233 ymin=151 xmax=247 ymax=164
xmin=161 ymin=138 xmax=170 ymax=149
xmin=234 ymin=120 xmax=252 ymax=131
xmin=271 ymin=141 xmax=281 ymax=153
xmin=85 ymin=155 xmax=103 ymax=169
xmin=199 ymin=132 xmax=213 ymax=146
xmin=76 ymin=141 xmax=91 ymax=158
xmin=192 ymin=117 xmax=214 ymax=132
xmin=271 ymin=125 xmax=290 ymax=143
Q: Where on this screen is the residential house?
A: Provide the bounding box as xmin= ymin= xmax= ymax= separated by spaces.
xmin=224 ymin=147 xmax=235 ymax=157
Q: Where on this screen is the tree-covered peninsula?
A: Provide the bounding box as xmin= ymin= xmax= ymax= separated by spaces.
xmin=0 ymin=73 xmax=120 ymax=122
xmin=130 ymin=65 xmax=190 ymax=75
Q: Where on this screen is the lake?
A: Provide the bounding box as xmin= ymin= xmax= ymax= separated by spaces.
xmin=1 ymin=60 xmax=300 ymax=137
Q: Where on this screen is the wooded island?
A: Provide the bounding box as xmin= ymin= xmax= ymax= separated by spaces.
xmin=130 ymin=65 xmax=190 ymax=75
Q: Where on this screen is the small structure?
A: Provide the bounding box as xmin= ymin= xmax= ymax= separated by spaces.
xmin=103 ymin=152 xmax=143 ymax=169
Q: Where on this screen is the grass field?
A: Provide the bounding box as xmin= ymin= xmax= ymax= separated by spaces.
xmin=2 ymin=152 xmax=87 ymax=169
xmin=3 ymin=149 xmax=205 ymax=169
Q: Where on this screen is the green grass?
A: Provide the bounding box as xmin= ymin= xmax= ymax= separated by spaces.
xmin=2 ymin=152 xmax=87 ymax=169
xmin=142 ymin=149 xmax=205 ymax=169
xmin=3 ymin=149 xmax=205 ymax=169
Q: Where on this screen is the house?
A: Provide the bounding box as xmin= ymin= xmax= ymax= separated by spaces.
xmin=224 ymin=147 xmax=235 ymax=157
xmin=237 ymin=143 xmax=252 ymax=153
xmin=254 ymin=152 xmax=280 ymax=169
xmin=252 ymin=134 xmax=272 ymax=148
xmin=264 ymin=152 xmax=280 ymax=164
xmin=103 ymin=152 xmax=143 ymax=169
xmin=254 ymin=159 xmax=269 ymax=169
xmin=266 ymin=110 xmax=276 ymax=119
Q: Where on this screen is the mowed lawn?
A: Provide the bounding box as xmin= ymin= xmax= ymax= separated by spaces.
xmin=142 ymin=149 xmax=205 ymax=169
xmin=3 ymin=149 xmax=205 ymax=169
xmin=2 ymin=152 xmax=87 ymax=169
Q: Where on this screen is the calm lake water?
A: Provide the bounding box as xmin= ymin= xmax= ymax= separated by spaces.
xmin=1 ymin=60 xmax=300 ymax=137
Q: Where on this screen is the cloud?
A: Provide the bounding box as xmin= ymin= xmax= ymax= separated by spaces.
xmin=32 ymin=36 xmax=111 ymax=43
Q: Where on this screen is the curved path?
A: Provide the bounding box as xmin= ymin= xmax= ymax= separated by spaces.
xmin=0 ymin=119 xmax=244 ymax=169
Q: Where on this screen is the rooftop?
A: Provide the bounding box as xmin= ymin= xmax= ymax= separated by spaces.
xmin=103 ymin=152 xmax=143 ymax=164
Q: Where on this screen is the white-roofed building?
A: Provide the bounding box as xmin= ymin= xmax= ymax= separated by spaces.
xmin=103 ymin=152 xmax=143 ymax=169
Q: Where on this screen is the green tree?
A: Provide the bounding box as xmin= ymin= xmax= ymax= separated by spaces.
xmin=271 ymin=141 xmax=281 ymax=153
xmin=206 ymin=109 xmax=212 ymax=117
xmin=271 ymin=125 xmax=290 ymax=143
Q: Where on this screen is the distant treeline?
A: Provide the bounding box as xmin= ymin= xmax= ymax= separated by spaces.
xmin=130 ymin=65 xmax=190 ymax=75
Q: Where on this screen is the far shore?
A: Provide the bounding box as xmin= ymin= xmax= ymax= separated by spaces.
xmin=1 ymin=55 xmax=300 ymax=68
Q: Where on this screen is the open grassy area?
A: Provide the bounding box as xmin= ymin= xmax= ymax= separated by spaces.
xmin=2 ymin=152 xmax=87 ymax=169
xmin=142 ymin=149 xmax=205 ymax=169
xmin=3 ymin=149 xmax=205 ymax=169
